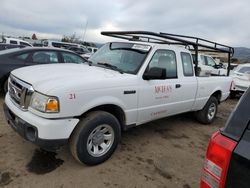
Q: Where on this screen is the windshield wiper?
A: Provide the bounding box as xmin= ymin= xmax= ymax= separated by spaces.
xmin=97 ymin=62 xmax=124 ymax=74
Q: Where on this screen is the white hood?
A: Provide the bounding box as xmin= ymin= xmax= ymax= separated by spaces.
xmin=11 ymin=63 xmax=135 ymax=94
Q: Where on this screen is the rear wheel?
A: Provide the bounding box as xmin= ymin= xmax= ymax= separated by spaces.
xmin=194 ymin=96 xmax=218 ymax=124
xmin=70 ymin=111 xmax=121 ymax=165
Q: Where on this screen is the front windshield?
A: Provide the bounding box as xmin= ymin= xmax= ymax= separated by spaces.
xmin=89 ymin=42 xmax=151 ymax=74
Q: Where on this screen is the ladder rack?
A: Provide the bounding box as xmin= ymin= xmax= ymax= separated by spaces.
xmin=101 ymin=31 xmax=234 ymax=76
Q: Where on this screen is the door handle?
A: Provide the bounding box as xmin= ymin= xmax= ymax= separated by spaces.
xmin=175 ymin=84 xmax=181 ymax=88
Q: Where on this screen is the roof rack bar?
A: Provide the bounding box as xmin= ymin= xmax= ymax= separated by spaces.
xmin=160 ymin=32 xmax=232 ymax=49
xmin=102 ymin=31 xmax=233 ymax=54
xmin=160 ymin=32 xmax=233 ymax=55
xmin=101 ymin=31 xmax=234 ymax=76
xmin=102 ymin=31 xmax=191 ymax=45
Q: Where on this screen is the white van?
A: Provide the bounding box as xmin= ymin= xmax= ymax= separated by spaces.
xmin=3 ymin=38 xmax=32 ymax=47
xmin=43 ymin=40 xmax=81 ymax=49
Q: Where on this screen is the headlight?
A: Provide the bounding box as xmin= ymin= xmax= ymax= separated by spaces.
xmin=30 ymin=92 xmax=59 ymax=113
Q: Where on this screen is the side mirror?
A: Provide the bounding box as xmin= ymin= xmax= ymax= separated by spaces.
xmin=213 ymin=63 xmax=223 ymax=69
xmin=143 ymin=67 xmax=166 ymax=80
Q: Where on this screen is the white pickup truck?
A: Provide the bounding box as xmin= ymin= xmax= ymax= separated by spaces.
xmin=194 ymin=54 xmax=227 ymax=76
xmin=4 ymin=33 xmax=232 ymax=165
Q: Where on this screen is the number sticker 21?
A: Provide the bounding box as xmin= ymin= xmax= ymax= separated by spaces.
xmin=69 ymin=93 xmax=76 ymax=99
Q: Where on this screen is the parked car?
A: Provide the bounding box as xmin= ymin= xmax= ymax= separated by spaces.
xmin=2 ymin=37 xmax=32 ymax=47
xmin=0 ymin=43 xmax=25 ymax=51
xmin=0 ymin=47 xmax=86 ymax=93
xmin=86 ymin=46 xmax=98 ymax=53
xmin=200 ymin=86 xmax=250 ymax=188
xmin=80 ymin=52 xmax=92 ymax=59
xmin=3 ymin=31 xmax=233 ymax=166
xmin=67 ymin=46 xmax=90 ymax=55
xmin=43 ymin=40 xmax=82 ymax=49
xmin=230 ymin=63 xmax=250 ymax=98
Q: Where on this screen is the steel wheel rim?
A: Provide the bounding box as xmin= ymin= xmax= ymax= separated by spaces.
xmin=87 ymin=124 xmax=114 ymax=157
xmin=208 ymin=103 xmax=216 ymax=120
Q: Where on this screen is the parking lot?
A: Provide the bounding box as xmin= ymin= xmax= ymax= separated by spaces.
xmin=0 ymin=94 xmax=237 ymax=188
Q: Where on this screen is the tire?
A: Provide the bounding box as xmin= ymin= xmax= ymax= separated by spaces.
xmin=194 ymin=96 xmax=218 ymax=124
xmin=230 ymin=91 xmax=236 ymax=99
xmin=70 ymin=111 xmax=121 ymax=165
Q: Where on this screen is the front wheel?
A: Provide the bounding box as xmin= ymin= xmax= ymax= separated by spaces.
xmin=70 ymin=111 xmax=121 ymax=165
xmin=194 ymin=96 xmax=218 ymax=124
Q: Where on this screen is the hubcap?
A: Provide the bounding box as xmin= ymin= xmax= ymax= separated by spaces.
xmin=208 ymin=103 xmax=216 ymax=120
xmin=87 ymin=124 xmax=114 ymax=157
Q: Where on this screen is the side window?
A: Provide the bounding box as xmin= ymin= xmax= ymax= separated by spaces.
xmin=200 ymin=55 xmax=206 ymax=65
xmin=15 ymin=53 xmax=30 ymax=60
xmin=181 ymin=52 xmax=194 ymax=76
xmin=20 ymin=42 xmax=31 ymax=46
xmin=148 ymin=50 xmax=177 ymax=79
xmin=32 ymin=51 xmax=59 ymax=63
xmin=10 ymin=40 xmax=18 ymax=44
xmin=206 ymin=56 xmax=216 ymax=67
xmin=61 ymin=52 xmax=85 ymax=64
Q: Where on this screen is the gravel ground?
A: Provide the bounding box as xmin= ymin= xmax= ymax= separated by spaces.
xmin=0 ymin=94 xmax=238 ymax=188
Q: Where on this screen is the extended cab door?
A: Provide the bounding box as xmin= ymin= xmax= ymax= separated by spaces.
xmin=137 ymin=49 xmax=197 ymax=124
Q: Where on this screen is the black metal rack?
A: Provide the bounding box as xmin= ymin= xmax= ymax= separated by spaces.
xmin=101 ymin=31 xmax=234 ymax=76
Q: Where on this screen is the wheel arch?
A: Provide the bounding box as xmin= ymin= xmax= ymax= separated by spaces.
xmin=211 ymin=90 xmax=222 ymax=104
xmin=77 ymin=104 xmax=126 ymax=131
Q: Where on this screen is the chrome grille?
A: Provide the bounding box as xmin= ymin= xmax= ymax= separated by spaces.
xmin=9 ymin=75 xmax=34 ymax=110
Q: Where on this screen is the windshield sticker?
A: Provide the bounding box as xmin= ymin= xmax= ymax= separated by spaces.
xmin=132 ymin=44 xmax=151 ymax=52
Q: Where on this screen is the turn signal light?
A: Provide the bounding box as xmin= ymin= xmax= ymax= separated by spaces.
xmin=46 ymin=99 xmax=59 ymax=112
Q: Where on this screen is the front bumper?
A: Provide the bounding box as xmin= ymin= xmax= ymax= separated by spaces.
xmin=4 ymin=93 xmax=79 ymax=150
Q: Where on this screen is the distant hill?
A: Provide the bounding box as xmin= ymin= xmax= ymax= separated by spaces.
xmin=233 ymin=47 xmax=250 ymax=63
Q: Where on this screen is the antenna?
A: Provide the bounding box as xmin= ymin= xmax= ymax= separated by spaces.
xmin=83 ymin=19 xmax=88 ymax=42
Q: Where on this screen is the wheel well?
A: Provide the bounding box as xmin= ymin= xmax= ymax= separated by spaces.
xmin=211 ymin=91 xmax=222 ymax=104
xmin=81 ymin=104 xmax=126 ymax=130
xmin=0 ymin=75 xmax=9 ymax=93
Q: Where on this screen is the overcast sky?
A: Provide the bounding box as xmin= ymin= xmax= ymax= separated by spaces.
xmin=0 ymin=0 xmax=249 ymax=47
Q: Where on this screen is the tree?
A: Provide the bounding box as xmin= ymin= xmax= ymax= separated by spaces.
xmin=61 ymin=33 xmax=80 ymax=43
xmin=32 ymin=33 xmax=38 ymax=40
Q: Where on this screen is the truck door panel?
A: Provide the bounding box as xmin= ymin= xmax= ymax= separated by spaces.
xmin=137 ymin=50 xmax=196 ymax=124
